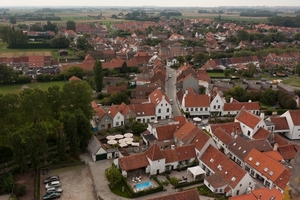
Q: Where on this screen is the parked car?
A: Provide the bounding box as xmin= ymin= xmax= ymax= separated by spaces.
xmin=43 ymin=192 xmax=61 ymax=200
xmin=45 ymin=181 xmax=60 ymax=189
xmin=47 ymin=186 xmax=63 ymax=193
xmin=44 ymin=175 xmax=59 ymax=184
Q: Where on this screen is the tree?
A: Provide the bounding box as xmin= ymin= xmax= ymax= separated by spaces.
xmin=0 ymin=172 xmax=14 ymax=193
xmin=9 ymin=16 xmax=16 ymax=24
xmin=74 ymin=109 xmax=92 ymax=150
xmin=43 ymin=21 xmax=57 ymax=32
xmin=93 ymin=60 xmax=103 ymax=92
xmin=76 ymin=36 xmax=87 ymax=50
xmin=193 ymin=53 xmax=209 ymax=66
xmin=66 ymin=20 xmax=76 ymax=31
xmin=185 ymin=54 xmax=193 ymax=62
xmin=50 ymin=36 xmax=70 ymax=48
xmin=261 ymin=89 xmax=277 ymax=106
xmin=61 ymin=66 xmax=84 ymax=79
xmin=228 ymin=86 xmax=246 ymax=102
xmin=177 ymin=56 xmax=185 ymax=65
xmin=224 ymin=68 xmax=231 ymax=78
xmin=237 ymin=30 xmax=250 ymax=42
xmin=199 ymin=86 xmax=206 ymax=94
xmin=295 ymin=64 xmax=300 ymax=76
xmin=119 ymin=61 xmax=128 ymax=73
xmin=169 ymin=177 xmax=179 ymax=187
xmin=105 ymin=165 xmax=122 ymax=187
xmin=109 ymin=92 xmax=129 ymax=105
xmin=62 ymin=112 xmax=79 ymax=155
xmin=130 ymin=120 xmax=147 ymax=135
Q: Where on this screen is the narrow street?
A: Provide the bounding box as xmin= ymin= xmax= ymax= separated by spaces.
xmin=165 ymin=67 xmax=182 ymax=117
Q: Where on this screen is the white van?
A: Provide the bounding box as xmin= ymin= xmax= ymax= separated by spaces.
xmin=169 ymin=73 xmax=172 ymax=78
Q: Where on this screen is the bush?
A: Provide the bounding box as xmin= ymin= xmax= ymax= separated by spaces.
xmin=16 ymin=184 xmax=26 ymax=196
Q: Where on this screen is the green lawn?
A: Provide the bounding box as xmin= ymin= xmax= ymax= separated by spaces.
xmin=282 ymin=75 xmax=300 ymax=88
xmin=109 ymin=182 xmax=131 ymax=198
xmin=0 ymin=81 xmax=66 ymax=95
xmin=207 ymin=72 xmax=226 ymax=78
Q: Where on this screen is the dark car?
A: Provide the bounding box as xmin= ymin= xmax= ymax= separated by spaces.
xmin=43 ymin=192 xmax=61 ymax=200
xmin=44 ymin=175 xmax=59 ymax=184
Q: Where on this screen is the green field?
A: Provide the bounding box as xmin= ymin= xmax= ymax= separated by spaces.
xmin=282 ymin=76 xmax=300 ymax=87
xmin=207 ymin=72 xmax=226 ymax=78
xmin=0 ymin=81 xmax=66 ymax=95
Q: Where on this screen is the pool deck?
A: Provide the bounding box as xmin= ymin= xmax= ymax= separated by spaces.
xmin=127 ymin=173 xmax=158 ymax=192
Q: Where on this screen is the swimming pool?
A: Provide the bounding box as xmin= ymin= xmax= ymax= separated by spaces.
xmin=135 ymin=181 xmax=152 ymax=190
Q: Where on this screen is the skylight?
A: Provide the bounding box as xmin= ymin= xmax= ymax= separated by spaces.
xmin=233 ymin=143 xmax=236 ymax=146
xmin=248 ymin=157 xmax=253 ymax=161
xmin=269 ymin=171 xmax=274 ymax=176
xmin=210 ymin=158 xmax=214 ymax=163
xmin=264 ymin=167 xmax=268 ymax=172
xmin=255 ymin=162 xmax=260 ymax=166
xmin=243 ymin=150 xmax=246 ymax=153
xmin=231 ymin=177 xmax=236 ymax=182
xmin=238 ymin=147 xmax=241 ymax=150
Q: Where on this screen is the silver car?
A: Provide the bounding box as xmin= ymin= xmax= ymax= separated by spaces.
xmin=45 ymin=181 xmax=60 ymax=189
xmin=47 ymin=186 xmax=63 ymax=193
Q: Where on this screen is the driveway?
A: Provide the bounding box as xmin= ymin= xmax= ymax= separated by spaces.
xmin=166 ymin=67 xmax=182 ymax=117
xmin=40 ymin=164 xmax=96 ymax=200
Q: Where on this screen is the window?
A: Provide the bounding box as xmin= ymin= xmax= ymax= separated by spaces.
xmin=191 ymin=108 xmax=194 ymax=111
xmin=101 ymin=125 xmax=105 ymax=128
xmin=186 ymin=108 xmax=189 ymax=111
xmin=205 ymin=108 xmax=208 ymax=111
xmin=167 ymin=108 xmax=169 ymax=113
xmin=116 ymin=122 xmax=119 ymax=126
xmin=216 ymin=100 xmax=218 ymax=103
xmin=200 ymin=108 xmax=203 ymax=111
xmin=218 ymin=105 xmax=220 ymax=109
xmin=158 ymin=109 xmax=161 ymax=113
xmin=236 ymin=190 xmax=240 ymax=195
xmin=117 ymin=116 xmax=120 ymax=119
xmin=240 ymin=184 xmax=242 ymax=187
xmin=161 ymin=104 xmax=163 ymax=106
xmin=213 ymin=105 xmax=216 ymax=109
xmin=195 ymin=108 xmax=198 ymax=111
xmin=248 ymin=131 xmax=250 ymax=136
xmin=215 ymin=189 xmax=218 ymax=192
xmin=249 ymin=182 xmax=251 ymax=185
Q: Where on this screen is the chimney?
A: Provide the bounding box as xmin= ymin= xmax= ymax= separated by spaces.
xmin=260 ymin=112 xmax=265 ymax=119
xmin=230 ymin=97 xmax=233 ymax=103
xmin=171 ymin=145 xmax=175 ymax=150
xmin=273 ymin=143 xmax=279 ymax=151
xmin=248 ymin=100 xmax=252 ymax=102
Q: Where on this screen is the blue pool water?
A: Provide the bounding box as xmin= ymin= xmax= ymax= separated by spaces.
xmin=135 ymin=181 xmax=152 ymax=190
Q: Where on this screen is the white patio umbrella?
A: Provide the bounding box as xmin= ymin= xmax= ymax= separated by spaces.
xmin=193 ymin=117 xmax=202 ymax=122
xmin=106 ymin=135 xmax=115 ymax=140
xmin=107 ymin=140 xmax=117 ymax=145
xmin=132 ymin=142 xmax=140 ymax=147
xmin=115 ymin=134 xmax=124 ymax=139
xmin=124 ymin=137 xmax=134 ymax=142
xmin=124 ymin=133 xmax=133 ymax=138
xmin=126 ymin=141 xmax=133 ymax=145
xmin=120 ymin=143 xmax=128 ymax=148
xmin=118 ymin=139 xmax=126 ymax=144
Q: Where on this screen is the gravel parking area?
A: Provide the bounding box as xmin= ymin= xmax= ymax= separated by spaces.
xmin=40 ymin=164 xmax=97 ymax=200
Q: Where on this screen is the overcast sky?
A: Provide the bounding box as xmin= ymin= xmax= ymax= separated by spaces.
xmin=1 ymin=0 xmax=300 ymax=7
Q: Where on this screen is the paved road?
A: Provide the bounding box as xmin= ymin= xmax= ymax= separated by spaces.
xmin=166 ymin=67 xmax=182 ymax=117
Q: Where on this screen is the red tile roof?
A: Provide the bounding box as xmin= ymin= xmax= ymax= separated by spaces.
xmin=147 ymin=188 xmax=200 ymax=200
xmin=262 ymin=151 xmax=284 ymax=162
xmin=236 ymin=109 xmax=261 ymax=129
xmin=252 ymin=127 xmax=270 ymax=140
xmin=185 ymin=94 xmax=210 ymax=107
xmin=244 ymin=149 xmax=286 ymax=182
xmin=148 ymin=88 xmax=170 ymax=106
xmin=106 ymin=85 xmax=126 ymax=93
xmin=273 ymin=168 xmax=291 ymax=191
xmin=174 ymin=122 xmax=199 ymax=144
xmin=269 ymin=117 xmax=289 ymax=130
xmin=278 ymin=144 xmax=298 ymax=160
xmin=190 ymin=130 xmax=211 ymax=152
xmin=145 ymin=144 xmax=165 ymax=161
xmin=119 ymin=153 xmax=149 ymax=171
xmin=223 ymin=102 xmax=260 ymax=111
xmin=173 ymin=116 xmax=187 ymax=128
xmin=210 ymin=122 xmax=242 ymax=135
xmin=274 ymin=134 xmax=289 ymax=146
xmin=129 ymin=103 xmax=155 ymax=116
xmin=162 ymin=144 xmax=196 ymax=163
xmin=201 ymin=145 xmax=247 ymax=188
xmin=156 ymin=124 xmax=178 ymax=141
xmin=69 ymin=76 xmax=81 ymax=81
xmin=288 ymin=110 xmax=300 ymax=126
xmin=213 ymin=127 xmax=234 ymax=145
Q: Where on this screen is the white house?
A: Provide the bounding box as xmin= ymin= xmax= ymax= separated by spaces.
xmin=181 ymin=91 xmax=210 ymax=116
xmin=108 ymin=105 xmax=124 ymax=127
xmin=222 ymin=100 xmax=260 ymax=116
xmin=148 ymin=88 xmax=172 ymax=120
xmin=210 ymin=90 xmax=226 ymax=116
xmin=200 ymin=145 xmax=256 ymax=197
xmin=145 ymin=145 xmax=166 ymax=174
xmin=129 ymin=103 xmax=156 ymax=123
xmin=235 ymin=108 xmax=266 ymax=139
xmin=166 ymin=58 xmax=179 ymax=67
xmin=280 ymin=110 xmax=300 ymax=140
